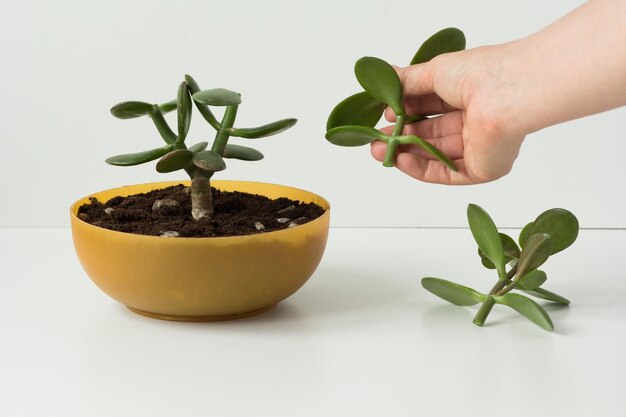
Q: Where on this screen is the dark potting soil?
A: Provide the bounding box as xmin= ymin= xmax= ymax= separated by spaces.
xmin=77 ymin=184 xmax=326 ymax=238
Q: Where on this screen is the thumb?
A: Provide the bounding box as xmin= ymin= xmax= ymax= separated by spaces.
xmin=396 ymin=62 xmax=437 ymax=96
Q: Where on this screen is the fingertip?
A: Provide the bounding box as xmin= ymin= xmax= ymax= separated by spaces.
xmin=370 ymin=140 xmax=386 ymax=161
xmin=384 ymin=107 xmax=397 ymax=122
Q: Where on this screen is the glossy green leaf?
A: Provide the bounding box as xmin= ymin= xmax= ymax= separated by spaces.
xmin=354 ymin=57 xmax=404 ymax=116
xmin=193 ymin=88 xmax=241 ymax=106
xmin=520 ymin=287 xmax=570 ymax=305
xmin=185 ymin=74 xmax=220 ymax=130
xmin=519 ymin=269 xmax=547 ymax=290
xmin=156 ymin=149 xmax=193 ymax=173
xmin=177 ymin=82 xmax=192 ymax=143
xmin=528 ymin=209 xmax=579 ymax=255
xmin=192 ymin=150 xmax=226 ymax=172
xmin=158 ymin=100 xmax=177 ymax=114
xmin=110 ymin=101 xmax=154 ymax=119
xmin=421 ymin=277 xmax=485 ymax=306
xmin=227 ymin=118 xmax=297 ymax=139
xmin=188 ymin=142 xmax=208 ymax=153
xmin=326 ymin=91 xmax=386 ymax=130
xmin=222 ymin=144 xmax=264 ymax=161
xmin=325 ymin=125 xmax=390 ymax=147
xmin=479 ymin=233 xmax=520 ymax=269
xmin=516 ymin=234 xmax=553 ymax=279
xmin=467 ymin=204 xmax=505 ymax=274
xmin=410 ymin=27 xmax=466 ymax=65
xmin=397 ymin=135 xmax=458 ymax=171
xmin=480 ymin=255 xmax=496 ymax=270
xmin=105 ymin=146 xmax=172 ymax=166
xmin=519 ymin=221 xmax=534 ymax=249
xmin=494 ymin=293 xmax=554 ymax=331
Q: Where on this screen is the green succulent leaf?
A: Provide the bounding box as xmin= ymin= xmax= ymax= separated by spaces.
xmin=421 ymin=277 xmax=486 ymax=306
xmin=326 ymin=91 xmax=386 ymax=130
xmin=184 ymin=74 xmax=220 ymax=130
xmin=227 ymin=118 xmax=297 ymax=139
xmin=156 ymin=149 xmax=193 ymax=173
xmin=110 ymin=101 xmax=154 ymax=119
xmin=528 ymin=209 xmax=579 ymax=255
xmin=177 ymin=82 xmax=192 ymax=143
xmin=467 ymin=204 xmax=506 ymax=274
xmin=193 ymin=150 xmax=226 ymax=172
xmin=158 ymin=100 xmax=177 ymax=114
xmin=222 ymin=144 xmax=264 ymax=161
xmin=519 ymin=221 xmax=534 ymax=249
xmin=193 ymin=88 xmax=241 ymax=106
xmin=397 ymin=135 xmax=458 ymax=171
xmin=410 ymin=27 xmax=466 ymax=65
xmin=105 ymin=146 xmax=173 ymax=166
xmin=519 ymin=269 xmax=547 ymax=290
xmin=188 ymin=142 xmax=208 ymax=153
xmin=494 ymin=293 xmax=554 ymax=331
xmin=149 ymin=109 xmax=177 ymax=145
xmin=480 ymin=233 xmax=521 ymax=268
xmin=325 ymin=125 xmax=390 ymax=147
xmin=516 ymin=234 xmax=553 ymax=279
xmin=354 ymin=57 xmax=405 ymax=116
xmin=520 ymin=287 xmax=570 ymax=305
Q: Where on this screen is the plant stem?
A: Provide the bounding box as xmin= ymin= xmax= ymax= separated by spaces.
xmin=383 ymin=138 xmax=399 ymax=167
xmin=487 ymin=263 xmax=518 ymax=295
xmin=392 ymin=114 xmax=406 ymax=137
xmin=190 ymin=170 xmax=213 ymax=220
xmin=211 ymin=105 xmax=239 ymax=155
xmin=473 ymin=296 xmax=495 ymax=326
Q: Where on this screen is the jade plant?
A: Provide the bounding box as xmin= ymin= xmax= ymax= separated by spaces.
xmin=107 ymin=74 xmax=296 ymax=220
xmin=325 ymin=28 xmax=466 ymax=169
xmin=421 ymin=204 xmax=579 ymax=331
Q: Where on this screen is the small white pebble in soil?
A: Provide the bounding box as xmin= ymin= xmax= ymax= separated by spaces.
xmin=152 ymin=199 xmax=180 ymax=211
xmin=277 ymin=205 xmax=296 ymax=215
xmin=254 ymin=222 xmax=265 ymax=231
xmin=276 ymin=217 xmax=290 ymax=224
xmin=184 ymin=187 xmax=191 ymax=195
xmin=288 ymin=222 xmax=298 ymax=228
xmin=104 ymin=207 xmax=115 ymax=215
xmin=159 ymin=231 xmax=180 ymax=237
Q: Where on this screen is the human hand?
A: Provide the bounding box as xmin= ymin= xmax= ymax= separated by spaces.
xmin=371 ymin=45 xmax=527 ymax=185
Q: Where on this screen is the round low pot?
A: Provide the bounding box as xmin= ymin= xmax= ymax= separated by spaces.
xmin=70 ymin=180 xmax=330 ymax=322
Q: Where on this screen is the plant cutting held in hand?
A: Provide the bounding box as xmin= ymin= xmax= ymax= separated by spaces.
xmin=421 ymin=204 xmax=579 ymax=331
xmin=107 ymin=74 xmax=297 ymax=220
xmin=325 ymin=28 xmax=466 ymax=170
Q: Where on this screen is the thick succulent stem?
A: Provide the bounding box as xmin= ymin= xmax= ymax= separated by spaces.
xmin=473 ymin=296 xmax=496 ymax=327
xmin=190 ymin=170 xmax=213 ymax=220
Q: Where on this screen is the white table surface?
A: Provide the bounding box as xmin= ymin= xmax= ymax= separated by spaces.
xmin=1 ymin=227 xmax=625 ymax=417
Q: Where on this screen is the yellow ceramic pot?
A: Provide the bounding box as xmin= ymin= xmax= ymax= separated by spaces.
xmin=70 ymin=180 xmax=330 ymax=322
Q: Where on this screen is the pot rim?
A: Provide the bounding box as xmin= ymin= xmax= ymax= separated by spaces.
xmin=70 ymin=179 xmax=330 ymax=241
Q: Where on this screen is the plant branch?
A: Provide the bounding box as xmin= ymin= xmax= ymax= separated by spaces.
xmin=211 ymin=105 xmax=239 ymax=155
xmin=392 ymin=114 xmax=406 ymax=137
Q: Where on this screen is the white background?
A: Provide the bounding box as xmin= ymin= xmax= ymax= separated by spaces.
xmin=1 ymin=0 xmax=624 ymax=228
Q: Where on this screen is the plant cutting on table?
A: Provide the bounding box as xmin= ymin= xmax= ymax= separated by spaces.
xmin=325 ymin=28 xmax=465 ymax=169
xmin=421 ymin=204 xmax=579 ymax=331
